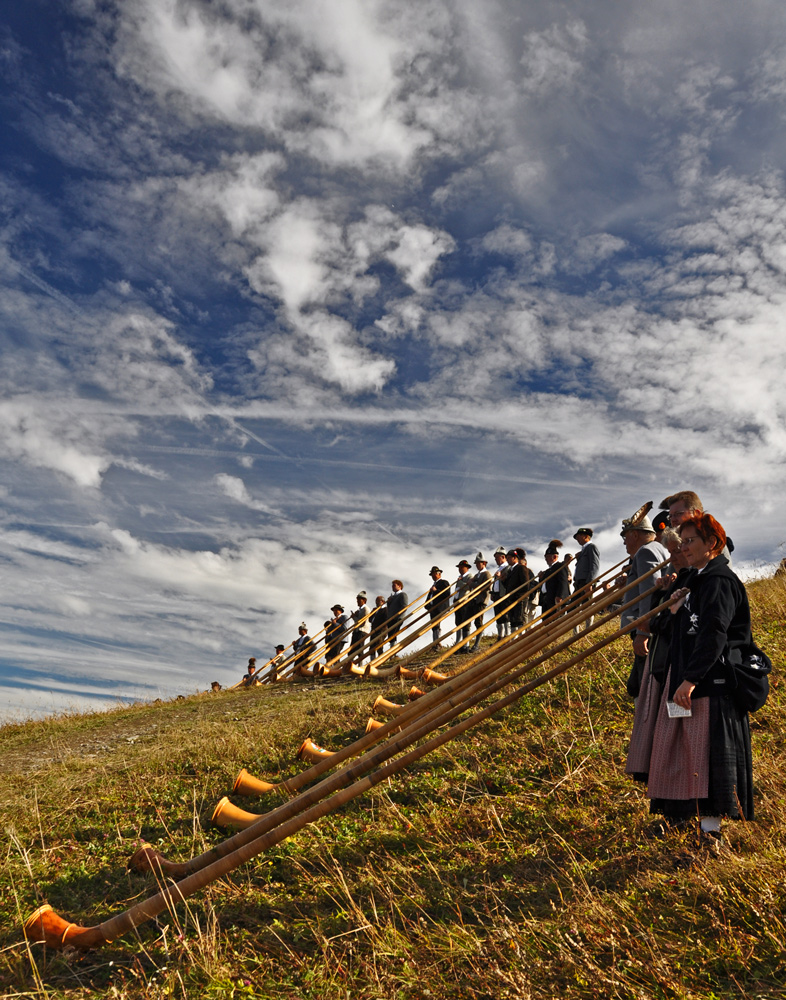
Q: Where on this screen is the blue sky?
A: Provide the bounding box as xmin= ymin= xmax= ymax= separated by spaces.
xmin=1 ymin=0 xmax=785 ymax=720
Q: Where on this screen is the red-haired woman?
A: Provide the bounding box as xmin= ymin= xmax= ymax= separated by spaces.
xmin=644 ymin=513 xmax=755 ymax=844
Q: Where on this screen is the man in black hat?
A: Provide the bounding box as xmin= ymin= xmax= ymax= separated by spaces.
xmin=347 ymin=591 xmax=372 ymax=670
xmin=369 ymin=595 xmax=388 ymax=660
xmin=453 ymin=559 xmax=475 ymax=647
xmin=386 ymin=580 xmax=409 ymax=650
xmin=269 ymin=643 xmax=288 ymax=681
xmin=425 ymin=566 xmax=451 ymax=646
xmin=538 ymin=540 xmax=571 ymax=617
xmin=468 ymin=552 xmax=494 ymax=651
xmin=491 ymin=546 xmax=511 ymax=639
xmin=325 ymin=604 xmax=349 ymax=664
xmin=293 ymin=623 xmax=315 ymax=677
xmin=571 ymin=528 xmax=600 ymax=632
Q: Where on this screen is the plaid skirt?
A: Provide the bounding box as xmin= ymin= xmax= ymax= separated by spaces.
xmin=626 ymin=667 xmax=754 ymax=820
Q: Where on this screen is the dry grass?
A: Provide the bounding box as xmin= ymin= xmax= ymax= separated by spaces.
xmin=1 ymin=573 xmax=784 ymax=998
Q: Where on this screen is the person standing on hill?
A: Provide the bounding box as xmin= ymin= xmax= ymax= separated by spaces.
xmin=293 ymin=623 xmax=315 ymax=677
xmin=347 ymin=591 xmax=372 ymax=670
xmin=425 ymin=566 xmax=451 ymax=646
xmin=571 ymin=527 xmax=600 ymax=631
xmin=620 ymin=514 xmax=669 ymax=697
xmin=369 ymin=595 xmax=388 ymax=660
xmin=325 ymin=604 xmax=348 ymax=664
xmin=468 ymin=552 xmax=493 ymax=651
xmin=539 ymin=540 xmax=571 ymax=616
xmin=660 ymin=489 xmax=734 ymax=564
xmin=453 ymin=559 xmax=475 ymax=647
xmin=386 ymin=580 xmax=408 ymax=650
xmin=241 ymin=658 xmax=260 ymax=687
xmin=634 ymin=514 xmax=759 ymax=844
xmin=503 ymin=548 xmax=537 ymax=631
xmin=269 ymin=644 xmax=287 ymax=681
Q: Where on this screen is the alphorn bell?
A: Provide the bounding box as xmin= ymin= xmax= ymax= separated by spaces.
xmin=372 ymin=695 xmax=406 ymax=717
xmin=318 ymin=664 xmax=343 ymax=678
xmin=408 ymin=686 xmax=425 ymax=701
xmin=233 ymin=769 xmax=278 ymax=796
xmin=398 ymin=666 xmax=422 ymax=681
xmin=352 ymin=662 xmax=398 ymax=679
xmin=365 ymin=718 xmax=384 ymax=733
xmin=212 ymin=796 xmax=263 ymax=831
xmin=297 ymin=738 xmax=335 ymax=763
xmin=422 ymin=668 xmax=448 ymax=685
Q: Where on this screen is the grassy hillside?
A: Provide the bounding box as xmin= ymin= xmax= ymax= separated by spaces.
xmin=2 ymin=574 xmax=785 ymax=999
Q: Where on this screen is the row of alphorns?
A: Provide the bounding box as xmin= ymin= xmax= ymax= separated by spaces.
xmin=262 ymin=553 xmax=572 ymax=688
xmin=24 ymin=551 xmax=678 ymax=952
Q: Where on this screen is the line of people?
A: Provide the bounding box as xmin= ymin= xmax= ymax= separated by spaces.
xmin=239 ymin=529 xmax=605 ymax=685
xmin=234 ymin=485 xmax=768 ymax=853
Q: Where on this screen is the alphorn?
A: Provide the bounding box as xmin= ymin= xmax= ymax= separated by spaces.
xmin=213 ymin=579 xmax=663 ymax=841
xmin=282 ymin=587 xmax=431 ymax=682
xmin=372 ymin=695 xmax=406 ymax=717
xmin=297 ymin=738 xmax=335 ymax=763
xmin=145 ymin=565 xmax=662 ymax=881
xmin=213 ymin=590 xmax=677 ymax=836
xmin=24 ymin=589 xmax=676 ymax=951
xmin=355 ymin=565 xmax=543 ymax=676
xmin=237 ymin=556 xmax=631 ymax=798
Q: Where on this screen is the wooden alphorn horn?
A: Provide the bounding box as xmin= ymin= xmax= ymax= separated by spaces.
xmin=157 ymin=562 xmax=652 ymax=862
xmin=422 ymin=668 xmax=448 ymax=685
xmin=212 ymin=796 xmax=262 ymax=830
xmin=354 ymin=661 xmax=399 ymax=679
xmin=247 ymin=556 xmax=633 ymax=796
xmin=297 ymin=738 xmax=336 ymax=763
xmin=233 ymin=769 xmax=278 ymax=796
xmin=372 ymin=695 xmax=406 ymax=717
xmin=27 ymin=592 xmax=683 ymax=953
xmin=365 ymin=718 xmax=384 ymax=733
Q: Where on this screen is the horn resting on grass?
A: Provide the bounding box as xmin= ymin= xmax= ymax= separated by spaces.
xmin=24 ymin=557 xmax=669 ymax=951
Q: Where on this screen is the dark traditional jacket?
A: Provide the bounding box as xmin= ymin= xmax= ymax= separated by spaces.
xmin=539 ymin=561 xmax=571 ymax=612
xmin=502 ymin=563 xmax=536 ymax=617
xmin=668 ymin=555 xmax=752 ymax=700
xmin=573 ymin=542 xmax=600 ymax=587
xmin=425 ymin=578 xmax=451 ymax=616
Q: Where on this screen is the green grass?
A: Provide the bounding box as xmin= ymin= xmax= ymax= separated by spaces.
xmin=1 ymin=573 xmax=785 ymax=999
